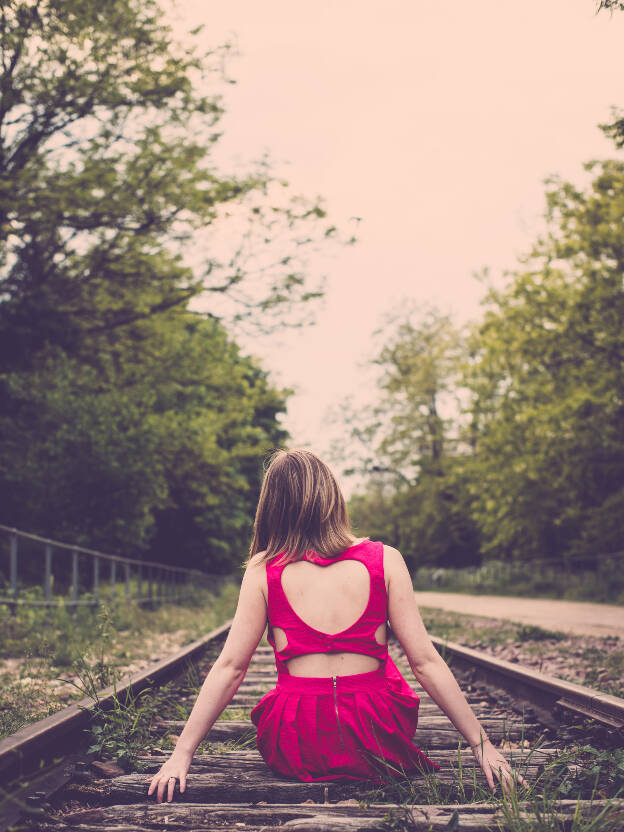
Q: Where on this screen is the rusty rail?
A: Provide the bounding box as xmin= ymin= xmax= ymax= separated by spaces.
xmin=2 ymin=623 xmax=624 ymax=831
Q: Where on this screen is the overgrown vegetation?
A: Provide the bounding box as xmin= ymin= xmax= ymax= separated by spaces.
xmin=361 ymin=730 xmax=624 ymax=830
xmin=71 ymin=629 xmax=255 ymax=771
xmin=346 ymin=134 xmax=624 ymax=588
xmin=411 ymin=559 xmax=624 ymax=604
xmin=365 ymin=720 xmax=624 ymax=831
xmin=0 ymin=584 xmax=238 ymax=739
xmin=420 ymin=607 xmax=624 ymax=698
xmin=420 ymin=607 xmax=561 ymax=647
xmin=0 ymin=0 xmax=351 ymax=573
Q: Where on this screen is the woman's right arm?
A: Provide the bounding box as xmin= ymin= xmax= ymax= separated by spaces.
xmin=147 ymin=556 xmax=268 ymax=803
xmin=384 ymin=544 xmax=523 ymax=793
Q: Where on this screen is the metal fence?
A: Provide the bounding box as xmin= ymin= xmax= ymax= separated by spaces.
xmin=412 ymin=551 xmax=624 ymax=603
xmin=0 ymin=524 xmax=231 ymax=616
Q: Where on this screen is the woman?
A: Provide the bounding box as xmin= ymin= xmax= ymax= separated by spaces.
xmin=148 ymin=448 xmax=522 ymax=802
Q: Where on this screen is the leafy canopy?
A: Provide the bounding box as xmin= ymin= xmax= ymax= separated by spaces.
xmin=0 ymin=0 xmax=347 ymax=568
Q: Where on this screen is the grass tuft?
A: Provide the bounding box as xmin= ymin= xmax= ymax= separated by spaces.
xmin=0 ymin=582 xmax=238 ymax=740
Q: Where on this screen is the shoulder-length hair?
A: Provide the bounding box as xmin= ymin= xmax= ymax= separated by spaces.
xmin=248 ymin=448 xmax=354 ymax=565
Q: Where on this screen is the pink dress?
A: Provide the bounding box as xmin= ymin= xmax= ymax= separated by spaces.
xmin=250 ymin=539 xmax=440 ymax=782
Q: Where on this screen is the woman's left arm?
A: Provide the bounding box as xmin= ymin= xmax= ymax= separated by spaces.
xmin=148 ymin=557 xmax=268 ymax=802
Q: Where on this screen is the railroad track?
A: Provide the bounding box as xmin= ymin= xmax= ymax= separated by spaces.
xmin=2 ymin=621 xmax=623 ymax=831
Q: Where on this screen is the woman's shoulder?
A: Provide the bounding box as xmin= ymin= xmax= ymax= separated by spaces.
xmin=381 ymin=543 xmax=408 ymax=575
xmin=244 ymin=551 xmax=272 ymax=577
xmin=243 ymin=552 xmax=269 ymax=599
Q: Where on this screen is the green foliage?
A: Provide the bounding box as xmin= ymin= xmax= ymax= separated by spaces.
xmin=347 ymin=306 xmax=480 ymax=569
xmin=0 ymin=0 xmax=334 ymax=351
xmin=0 ymin=0 xmax=347 ymax=568
xmin=68 ymin=629 xmax=192 ymax=772
xmin=412 ymin=557 xmax=624 ymax=603
xmin=82 ymin=680 xmax=178 ymax=771
xmin=516 ymin=624 xmax=567 ymax=642
xmin=348 ymin=139 xmax=624 ymax=573
xmin=463 ymin=157 xmax=624 ymax=562
xmin=0 ymin=587 xmax=239 ymax=740
xmin=365 ymin=736 xmax=624 ymax=831
xmin=596 ymin=2 xmax=624 ymax=18
xmin=0 ymin=311 xmax=288 ymax=565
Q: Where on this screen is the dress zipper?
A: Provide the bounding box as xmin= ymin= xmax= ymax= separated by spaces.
xmin=332 ymin=675 xmax=345 ymax=749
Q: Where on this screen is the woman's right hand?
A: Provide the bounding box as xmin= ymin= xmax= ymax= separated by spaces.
xmin=146 ymin=749 xmax=193 ymax=803
xmin=470 ymin=739 xmax=526 ymax=795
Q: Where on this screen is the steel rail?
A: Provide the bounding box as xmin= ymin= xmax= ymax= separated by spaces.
xmin=0 ymin=620 xmax=624 ymax=830
xmin=431 ymin=635 xmax=624 ymax=729
xmin=0 ymin=619 xmax=232 ymax=782
xmin=2 ymin=622 xmax=624 ymax=830
xmin=3 ymin=623 xmax=622 ymax=779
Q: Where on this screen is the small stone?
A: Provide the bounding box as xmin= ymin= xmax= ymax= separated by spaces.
xmin=90 ymin=760 xmax=125 ymax=778
xmin=64 ymin=808 xmax=105 ymax=823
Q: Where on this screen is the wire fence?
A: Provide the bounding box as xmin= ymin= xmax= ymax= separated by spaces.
xmin=412 ymin=551 xmax=624 ymax=603
xmin=0 ymin=524 xmax=232 ymax=617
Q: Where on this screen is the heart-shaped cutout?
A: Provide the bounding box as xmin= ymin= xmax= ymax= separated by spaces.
xmin=280 ymin=558 xmax=372 ymax=635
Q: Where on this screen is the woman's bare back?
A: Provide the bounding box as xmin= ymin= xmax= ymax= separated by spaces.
xmin=268 ymin=538 xmax=388 ymax=677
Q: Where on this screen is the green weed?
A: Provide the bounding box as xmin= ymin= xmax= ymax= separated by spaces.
xmin=207 ymin=730 xmax=258 ymax=752
xmin=0 ymin=583 xmax=238 ymax=740
xmin=517 ymin=624 xmax=567 ymax=642
xmin=498 ymin=790 xmax=624 ymax=832
xmin=413 ymin=561 xmax=624 ymax=604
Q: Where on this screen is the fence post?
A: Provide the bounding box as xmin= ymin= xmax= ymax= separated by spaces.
xmin=124 ymin=561 xmax=130 ymax=603
xmin=93 ymin=555 xmax=99 ymax=609
xmin=44 ymin=544 xmax=52 ymax=622
xmin=148 ymin=565 xmax=153 ymax=609
xmin=110 ymin=558 xmax=116 ymax=604
xmin=137 ymin=562 xmax=143 ymax=605
xmin=71 ymin=549 xmax=79 ymax=620
xmin=9 ymin=532 xmax=18 ymax=616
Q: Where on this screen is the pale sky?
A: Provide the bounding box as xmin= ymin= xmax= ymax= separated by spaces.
xmin=170 ymin=0 xmax=624 ymax=468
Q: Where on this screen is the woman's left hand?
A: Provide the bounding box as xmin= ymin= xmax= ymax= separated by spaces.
xmin=470 ymin=739 xmax=526 ymax=795
xmin=146 ymin=749 xmax=193 ymax=803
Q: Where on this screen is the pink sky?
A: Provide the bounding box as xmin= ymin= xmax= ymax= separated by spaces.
xmin=171 ymin=0 xmax=624 ymax=471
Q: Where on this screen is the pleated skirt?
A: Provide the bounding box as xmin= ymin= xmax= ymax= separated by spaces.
xmin=250 ymin=657 xmax=440 ymax=782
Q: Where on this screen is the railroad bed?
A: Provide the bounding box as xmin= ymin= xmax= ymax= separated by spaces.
xmin=6 ymin=627 xmax=624 ymax=832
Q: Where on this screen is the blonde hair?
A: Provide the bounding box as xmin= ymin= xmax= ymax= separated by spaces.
xmin=248 ymin=448 xmax=354 ymax=564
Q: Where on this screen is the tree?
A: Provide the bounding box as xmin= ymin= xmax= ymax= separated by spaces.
xmin=345 ymin=306 xmax=480 ymax=568
xmin=0 ymin=0 xmax=347 ymax=566
xmin=350 ymin=148 xmax=624 ymax=568
xmin=0 ymin=0 xmax=341 ymax=371
xmin=595 ymin=2 xmax=624 ymax=16
xmin=0 ymin=310 xmax=288 ymax=568
xmin=463 ymin=154 xmax=624 ymax=561
xmin=595 ymin=1 xmax=624 ymax=145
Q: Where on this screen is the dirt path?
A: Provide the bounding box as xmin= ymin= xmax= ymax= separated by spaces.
xmin=414 ymin=592 xmax=624 ymax=638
